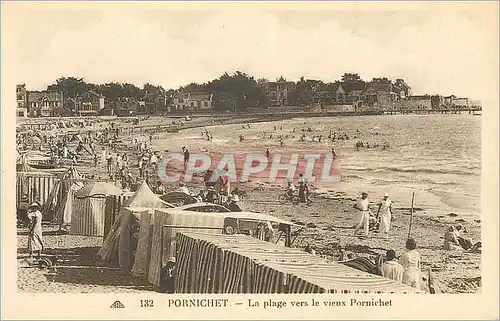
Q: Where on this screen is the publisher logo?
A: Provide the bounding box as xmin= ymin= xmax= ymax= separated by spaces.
xmin=110 ymin=300 xmax=125 ymax=308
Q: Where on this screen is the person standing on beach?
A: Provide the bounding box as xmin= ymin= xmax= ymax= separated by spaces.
xmin=331 ymin=147 xmax=337 ymax=159
xmin=183 ymin=148 xmax=190 ymax=168
xmin=353 ymin=192 xmax=370 ymax=238
xmin=27 ymin=202 xmax=43 ymax=258
xmin=116 ymin=154 xmax=123 ymax=179
xmin=106 ymin=152 xmax=113 ymax=174
xmin=150 ymin=152 xmax=158 ymax=171
xmin=400 ymin=238 xmax=421 ymax=289
xmin=298 ymin=174 xmax=306 ymax=203
xmin=378 ymin=193 xmax=393 ymax=239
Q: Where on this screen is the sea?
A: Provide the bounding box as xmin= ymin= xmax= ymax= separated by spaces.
xmin=157 ymin=113 xmax=481 ymax=217
xmin=283 ymin=114 xmax=481 ymax=217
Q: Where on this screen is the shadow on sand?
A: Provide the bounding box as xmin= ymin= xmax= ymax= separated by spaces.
xmin=20 ymin=245 xmax=155 ymax=291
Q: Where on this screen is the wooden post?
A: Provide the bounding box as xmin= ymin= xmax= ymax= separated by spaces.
xmin=407 ymin=192 xmax=415 ymax=239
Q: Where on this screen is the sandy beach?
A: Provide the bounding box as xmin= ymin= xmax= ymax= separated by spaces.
xmin=17 ymin=114 xmax=482 ymax=294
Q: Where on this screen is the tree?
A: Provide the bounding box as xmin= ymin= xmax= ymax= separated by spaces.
xmin=47 ymin=77 xmax=88 ymax=114
xmin=207 ymin=71 xmax=267 ymax=111
xmin=99 ymin=82 xmax=122 ymax=102
xmin=341 ymin=73 xmax=362 ymax=83
xmin=257 ymin=78 xmax=269 ymax=87
xmin=47 ymin=77 xmax=87 ymax=99
xmin=289 ymin=77 xmax=325 ymax=106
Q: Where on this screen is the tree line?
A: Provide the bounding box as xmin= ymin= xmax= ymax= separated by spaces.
xmin=44 ymin=72 xmax=366 ymax=113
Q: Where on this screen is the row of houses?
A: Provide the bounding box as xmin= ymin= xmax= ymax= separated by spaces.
xmin=17 ymin=85 xmax=106 ymax=117
xmin=263 ymin=76 xmax=482 ymax=111
xmin=17 ymin=83 xmax=215 ymax=118
xmin=260 ymin=76 xmax=412 ymax=108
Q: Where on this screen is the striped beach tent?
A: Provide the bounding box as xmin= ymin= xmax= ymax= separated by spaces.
xmin=16 ymin=171 xmax=58 ymax=210
xmin=174 ymin=232 xmax=422 ymax=294
xmin=53 ymin=181 xmax=85 ymax=226
xmin=70 ymin=182 xmax=122 ymax=237
xmin=104 ymin=193 xmax=134 ymax=238
xmin=98 ymin=181 xmax=173 ymax=262
xmin=146 ymin=209 xmax=297 ymax=287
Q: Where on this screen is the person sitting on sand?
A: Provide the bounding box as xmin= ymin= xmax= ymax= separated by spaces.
xmin=230 ymin=187 xmax=241 ymax=202
xmin=381 ymin=250 xmax=404 ymax=282
xmin=443 ymin=225 xmax=462 ymax=251
xmin=205 ymin=186 xmax=217 ymax=203
xmin=156 ymin=180 xmax=166 ymax=195
xmin=400 ymin=238 xmax=421 ymax=289
xmin=195 ymin=189 xmax=206 ymax=202
xmin=455 ymin=224 xmax=475 ymax=250
xmin=304 ymin=244 xmax=316 ymax=255
xmin=159 ymin=257 xmax=176 ymax=294
xmin=178 ymin=182 xmax=189 ymax=194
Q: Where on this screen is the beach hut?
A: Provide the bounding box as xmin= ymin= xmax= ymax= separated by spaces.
xmin=175 ymin=232 xmax=422 ymax=294
xmin=70 ymin=182 xmax=122 ymax=236
xmin=53 ymin=181 xmax=84 ymax=228
xmin=145 ymin=208 xmax=298 ymax=286
xmin=103 ymin=192 xmax=134 ymax=238
xmin=98 ymin=181 xmax=173 ymax=262
xmin=42 ymin=167 xmax=83 ymax=222
xmin=16 ymin=170 xmax=58 ymax=213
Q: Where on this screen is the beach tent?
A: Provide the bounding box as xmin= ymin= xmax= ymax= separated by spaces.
xmin=16 ymin=171 xmax=58 ymax=212
xmin=145 ymin=208 xmax=298 ymax=286
xmin=175 ymin=232 xmax=422 ymax=294
xmin=103 ymin=192 xmax=134 ymax=238
xmin=42 ymin=167 xmax=84 ymax=223
xmin=74 ymin=181 xmax=121 ymax=198
xmin=70 ymin=182 xmax=122 ymax=236
xmin=53 ymin=181 xmax=84 ymax=227
xmin=98 ymin=181 xmax=173 ymax=262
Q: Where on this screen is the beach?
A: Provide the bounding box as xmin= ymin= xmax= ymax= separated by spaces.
xmin=17 ymin=113 xmax=482 ymax=294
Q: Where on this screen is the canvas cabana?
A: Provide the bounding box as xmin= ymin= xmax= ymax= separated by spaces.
xmin=144 ymin=208 xmax=298 ymax=286
xmin=175 ymin=232 xmax=422 ymax=294
xmin=98 ymin=181 xmax=173 ymax=262
xmin=43 ymin=167 xmax=83 ymax=223
xmin=70 ymin=182 xmax=122 ymax=236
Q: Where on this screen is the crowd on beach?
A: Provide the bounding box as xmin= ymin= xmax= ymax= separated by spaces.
xmin=18 ymin=117 xmax=481 ymax=293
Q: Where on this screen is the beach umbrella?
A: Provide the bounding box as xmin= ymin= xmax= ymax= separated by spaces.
xmin=75 ymin=182 xmax=122 ymax=198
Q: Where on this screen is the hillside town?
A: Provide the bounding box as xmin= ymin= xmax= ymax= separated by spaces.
xmin=16 ymin=72 xmax=482 ymax=118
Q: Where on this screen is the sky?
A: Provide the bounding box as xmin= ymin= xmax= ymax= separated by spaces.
xmin=3 ymin=2 xmax=498 ymax=101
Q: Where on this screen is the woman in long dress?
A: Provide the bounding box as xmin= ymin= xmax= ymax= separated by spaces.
xmin=399 ymin=238 xmax=421 ymax=289
xmin=27 ymin=202 xmax=44 ymax=258
xmin=378 ymin=193 xmax=393 ymax=239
